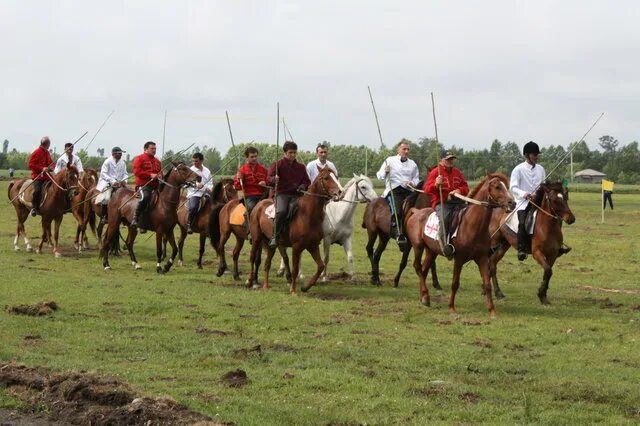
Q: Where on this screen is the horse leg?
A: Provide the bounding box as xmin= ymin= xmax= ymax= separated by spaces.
xmin=278 ymin=247 xmax=292 ymax=283
xmin=365 ymin=230 xmax=377 ymax=283
xmin=448 ymin=260 xmax=463 ymax=316
xmin=52 ymin=217 xmax=63 ymax=258
xmin=232 ymin=237 xmax=244 ymax=281
xmin=126 ymin=227 xmax=141 ymax=270
xmin=197 ymin=233 xmax=206 ymax=270
xmin=344 ymin=237 xmax=356 ymax=281
xmin=489 ymin=242 xmax=509 ymax=299
xmin=101 ymin=224 xmax=116 ymax=270
xmin=289 ymin=246 xmax=303 ymax=295
xmin=393 ymin=243 xmax=411 ymax=288
xmin=414 ymin=247 xmax=431 ymax=306
xmin=177 ymin=228 xmax=186 ymax=267
xmin=163 ymin=232 xmax=179 ymax=273
xmin=37 ymin=219 xmax=49 ymax=254
xmin=476 ymin=256 xmax=497 ymax=318
xmin=276 ymin=258 xmax=286 ymax=277
xmin=216 ymin=229 xmax=231 ymax=277
xmin=262 ymin=247 xmax=276 ymax=290
xmin=247 ymin=240 xmax=259 ymax=288
xmin=321 ymin=238 xmax=330 ymax=283
xmin=301 ymin=244 xmax=325 ymax=293
xmin=533 ymin=250 xmax=555 ymax=305
xmin=371 ymin=236 xmax=389 ymax=286
xmin=74 ymin=224 xmax=81 ymax=251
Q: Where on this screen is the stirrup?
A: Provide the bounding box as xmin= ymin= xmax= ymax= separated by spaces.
xmin=30 ymin=208 xmax=38 ymax=217
xmin=268 ymin=236 xmax=277 ymax=249
xmin=187 ymin=224 xmax=194 ymax=235
xmin=517 ymin=250 xmax=527 ymax=261
xmin=443 ymin=243 xmax=455 ymax=258
xmin=396 ymin=234 xmax=409 ymax=250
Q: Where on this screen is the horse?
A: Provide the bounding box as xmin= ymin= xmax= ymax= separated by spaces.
xmin=247 ymin=167 xmax=343 ymax=294
xmin=405 ymin=172 xmax=515 ymax=317
xmin=276 ymin=175 xmax=378 ymax=282
xmin=175 ymin=178 xmax=237 ymax=269
xmin=71 ymin=168 xmax=98 ymax=252
xmin=7 ymin=166 xmax=80 ymax=257
xmin=209 ymin=182 xmax=265 ymax=280
xmin=100 ymin=162 xmax=199 ymax=273
xmin=488 ymin=181 xmax=576 ymax=304
xmin=361 ymin=182 xmax=440 ymax=289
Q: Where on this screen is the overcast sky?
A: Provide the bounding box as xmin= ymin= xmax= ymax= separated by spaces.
xmin=1 ymin=1 xmax=637 ymax=158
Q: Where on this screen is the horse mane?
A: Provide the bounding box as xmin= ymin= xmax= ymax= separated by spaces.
xmin=212 ymin=178 xmax=233 ymax=200
xmin=159 ymin=164 xmax=172 ymax=192
xmin=404 ymin=179 xmax=425 ymax=207
xmin=56 ymin=165 xmax=78 ymax=181
xmin=535 ymin=180 xmax=565 ymax=204
xmin=468 ymin=172 xmax=509 ymax=198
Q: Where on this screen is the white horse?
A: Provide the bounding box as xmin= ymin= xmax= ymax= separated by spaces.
xmin=277 ymin=174 xmax=377 ymax=281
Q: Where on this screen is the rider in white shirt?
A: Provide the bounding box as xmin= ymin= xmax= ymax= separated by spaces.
xmin=95 ymin=147 xmax=128 ymax=224
xmin=54 ymin=143 xmax=84 ymax=175
xmin=306 ymin=143 xmax=338 ymax=183
xmin=376 ymin=141 xmax=419 ymax=241
xmin=186 ymin=152 xmax=213 ymax=234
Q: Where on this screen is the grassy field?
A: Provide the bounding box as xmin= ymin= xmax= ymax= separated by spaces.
xmin=1 ymin=180 xmax=639 ymax=424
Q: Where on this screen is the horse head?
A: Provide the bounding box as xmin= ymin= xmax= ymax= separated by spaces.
xmin=310 ymin=168 xmax=343 ymax=201
xmin=212 ymin=178 xmax=237 ymax=203
xmin=58 ymin=165 xmax=80 ymax=198
xmin=168 ymin=161 xmax=200 ymax=187
xmin=347 ymin=174 xmax=377 ymax=203
xmin=540 ymin=182 xmax=575 ymax=224
xmin=474 ymin=172 xmax=515 ymax=211
xmin=81 ymin=168 xmax=98 ymax=188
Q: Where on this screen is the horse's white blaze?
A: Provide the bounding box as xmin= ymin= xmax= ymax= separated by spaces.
xmin=135 ymin=263 xmax=142 ymax=270
xmin=557 ymin=194 xmax=564 ymax=199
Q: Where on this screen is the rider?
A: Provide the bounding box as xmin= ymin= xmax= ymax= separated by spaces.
xmin=234 ymin=146 xmax=268 ymax=215
xmin=27 ymin=136 xmax=54 ymax=217
xmin=186 ymin=152 xmax=213 ymax=234
xmin=53 ymin=142 xmax=84 ymax=175
xmin=95 ymin=146 xmax=128 ymax=224
xmin=267 ymin=141 xmax=311 ymax=248
xmin=376 ymin=141 xmax=419 ymax=240
xmin=424 ymin=150 xmax=469 ymax=257
xmin=306 ymin=143 xmax=338 ymax=183
xmin=131 ymin=141 xmax=162 ymax=232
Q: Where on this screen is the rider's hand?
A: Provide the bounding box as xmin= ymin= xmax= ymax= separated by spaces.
xmin=524 ymin=192 xmax=533 ymax=201
xmin=384 ymin=165 xmax=390 ymax=174
xmin=297 ymin=184 xmax=306 ymax=192
xmin=274 ymin=176 xmax=280 ymax=184
xmin=237 ymin=172 xmax=244 ymax=180
xmin=258 ymin=180 xmax=266 ymax=186
xmin=196 ymin=182 xmax=204 ymax=189
xmin=150 ymin=173 xmax=157 ymax=179
xmin=435 ymin=175 xmax=443 ymax=186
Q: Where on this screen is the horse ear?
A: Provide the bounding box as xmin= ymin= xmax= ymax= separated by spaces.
xmin=485 ymin=169 xmax=489 ymax=177
xmin=353 ymin=173 xmax=358 ymax=178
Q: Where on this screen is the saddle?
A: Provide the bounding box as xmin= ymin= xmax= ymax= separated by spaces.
xmin=18 ymin=179 xmax=51 ymax=208
xmin=230 ymin=203 xmax=247 ymax=226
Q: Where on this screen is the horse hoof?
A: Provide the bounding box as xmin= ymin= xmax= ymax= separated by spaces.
xmin=290 ymin=291 xmax=298 ymax=296
xmin=54 ymin=252 xmax=62 ymax=258
xmin=286 ymin=274 xmax=293 ymax=283
xmin=216 ymin=269 xmax=225 ymax=277
xmin=134 ymin=264 xmax=142 ymax=270
xmin=495 ymin=291 xmax=506 ymax=300
xmin=233 ymin=275 xmax=240 ymax=281
xmin=157 ymin=267 xmax=164 ymax=274
xmin=489 ymin=310 xmax=498 ymax=319
xmin=14 ymin=247 xmax=20 ymax=252
xmin=433 ymin=283 xmax=443 ymax=291
xmin=178 ymin=260 xmax=183 ymax=267
xmin=371 ymin=279 xmax=381 ymax=287
xmin=104 ymin=266 xmax=111 ymax=271
xmin=251 ymin=284 xmax=261 ymax=290
xmin=275 ymin=269 xmax=285 ymax=277
xmin=301 ymin=286 xmax=310 ymax=293
xmin=392 ymin=279 xmax=399 ymax=288
xmin=420 ymin=296 xmax=430 ymax=307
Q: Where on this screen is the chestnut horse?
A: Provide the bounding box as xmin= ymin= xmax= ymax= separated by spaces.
xmin=247 ymin=167 xmax=343 ymax=294
xmin=8 ymin=166 xmax=80 ymax=257
xmin=175 ymin=178 xmax=237 ymax=268
xmin=488 ymin=181 xmax=575 ymax=304
xmin=100 ymin=162 xmax=198 ymax=273
xmin=406 ymin=172 xmax=515 ymax=317
xmin=209 ymin=182 xmax=266 ymax=280
xmin=71 ymin=168 xmax=98 ymax=252
xmin=361 ymin=184 xmax=440 ymax=289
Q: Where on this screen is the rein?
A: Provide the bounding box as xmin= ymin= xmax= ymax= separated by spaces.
xmin=45 ymin=172 xmax=76 ymax=192
xmin=528 ymin=195 xmax=562 ymax=220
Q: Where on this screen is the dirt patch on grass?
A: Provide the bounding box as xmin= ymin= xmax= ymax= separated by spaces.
xmin=7 ymin=301 xmax=58 ymax=316
xmin=221 ymin=369 xmax=248 ymax=388
xmin=460 ymin=392 xmax=480 ymax=404
xmin=471 ymin=338 xmax=493 ymax=348
xmin=461 ymin=319 xmax=489 ymax=326
xmin=306 ymin=293 xmax=356 ymax=301
xmin=233 ymin=344 xmax=262 ymax=358
xmin=269 ymin=343 xmax=298 ymax=353
xmin=0 ymin=363 xmax=216 ymax=425
xmin=195 ymin=328 xmax=230 ymax=336
xmin=577 ymin=285 xmax=640 ymax=295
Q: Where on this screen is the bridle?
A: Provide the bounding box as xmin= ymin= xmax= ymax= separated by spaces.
xmin=339 ymin=178 xmax=373 ymax=204
xmin=527 ymin=187 xmax=565 ymax=221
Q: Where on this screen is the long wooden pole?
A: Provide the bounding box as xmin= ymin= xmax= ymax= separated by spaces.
xmin=431 ymin=92 xmax=447 ymax=247
xmin=226 ymin=110 xmax=247 ymax=206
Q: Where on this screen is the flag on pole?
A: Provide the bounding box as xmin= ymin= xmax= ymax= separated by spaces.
xmin=602 ymin=179 xmax=614 ymax=191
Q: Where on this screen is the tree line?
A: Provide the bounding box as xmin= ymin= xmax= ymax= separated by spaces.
xmin=2 ymin=135 xmax=638 ymax=183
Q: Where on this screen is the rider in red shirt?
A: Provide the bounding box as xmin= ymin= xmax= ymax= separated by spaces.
xmin=27 ymin=136 xmax=54 ymax=216
xmin=131 ymin=141 xmax=162 ymax=230
xmin=234 ymin=146 xmax=268 ymax=214
xmin=423 ymin=150 xmax=469 ymax=256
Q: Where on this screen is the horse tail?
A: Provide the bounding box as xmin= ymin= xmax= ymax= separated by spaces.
xmin=99 ymin=224 xmax=120 ymax=259
xmin=7 ymin=181 xmax=15 ymax=201
xmin=406 ymin=207 xmax=418 ymax=223
xmin=209 ymin=203 xmax=223 ymax=249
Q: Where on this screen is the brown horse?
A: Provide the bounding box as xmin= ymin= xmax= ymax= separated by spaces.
xmin=175 ymin=178 xmax=238 ymax=269
xmin=209 ymin=184 xmax=267 ymax=280
xmin=100 ymin=162 xmax=199 ymax=273
xmin=488 ymin=181 xmax=576 ymax=304
xmin=247 ymin=167 xmax=343 ymax=294
xmin=71 ymin=168 xmax=98 ymax=252
xmin=7 ymin=167 xmax=80 ymax=257
xmin=406 ymin=172 xmax=515 ymax=317
xmin=361 ymin=184 xmax=440 ymax=289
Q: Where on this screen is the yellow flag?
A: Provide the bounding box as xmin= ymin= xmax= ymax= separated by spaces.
xmin=602 ymin=179 xmax=614 ymax=191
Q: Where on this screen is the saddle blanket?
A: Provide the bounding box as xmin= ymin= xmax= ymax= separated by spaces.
xmin=230 ymin=203 xmax=247 ymax=225
xmin=503 ymin=210 xmax=536 ymax=234
xmin=265 ymin=204 xmax=275 ymax=219
xmin=423 ymin=212 xmax=459 ymax=240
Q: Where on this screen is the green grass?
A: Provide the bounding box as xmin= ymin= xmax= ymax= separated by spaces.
xmin=1 ymin=181 xmax=639 ymax=424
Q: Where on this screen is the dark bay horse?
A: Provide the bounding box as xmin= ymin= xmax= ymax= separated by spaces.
xmin=247 ymin=167 xmax=343 ymax=294
xmin=406 ymin=172 xmax=515 ymax=317
xmin=361 ymin=184 xmax=440 ymax=289
xmin=8 ymin=167 xmax=80 ymax=257
xmin=100 ymin=162 xmax=199 ymax=273
xmin=175 ymin=178 xmax=237 ymax=269
xmin=71 ymin=168 xmax=98 ymax=252
xmin=488 ymin=181 xmax=576 ymax=304
xmin=209 ymin=182 xmax=266 ymax=280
